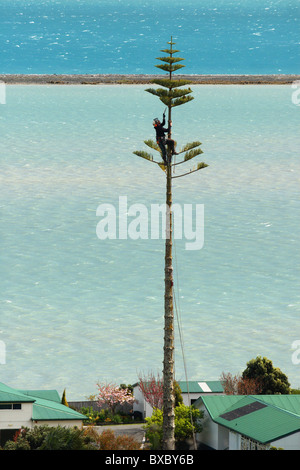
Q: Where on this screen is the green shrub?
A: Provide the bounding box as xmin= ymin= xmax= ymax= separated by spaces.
xmin=143 ymin=404 xmax=203 ymax=450
xmin=3 ymin=425 xmax=96 ymax=450
xmin=81 ymin=406 xmax=101 ymax=424
xmin=4 ymin=437 xmax=31 ymax=450
xmin=80 ymin=407 xmax=132 ymax=425
xmin=38 ymin=426 xmax=93 ymax=450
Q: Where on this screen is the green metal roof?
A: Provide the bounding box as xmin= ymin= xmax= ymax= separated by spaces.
xmin=0 ymin=382 xmax=87 ymax=422
xmin=178 ymin=380 xmax=224 ymax=394
xmin=18 ymin=389 xmax=61 ymax=403
xmin=198 ymin=394 xmax=300 ymax=444
xmin=31 ymin=397 xmax=87 ymax=421
xmin=0 ymin=382 xmax=35 ymax=403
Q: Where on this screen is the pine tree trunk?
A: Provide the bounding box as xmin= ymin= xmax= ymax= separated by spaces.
xmin=162 ymin=153 xmax=175 ymax=450
xmin=134 ymin=37 xmax=206 ymax=450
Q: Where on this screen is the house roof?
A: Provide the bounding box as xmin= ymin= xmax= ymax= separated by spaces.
xmin=0 ymin=382 xmax=86 ymax=422
xmin=178 ymin=381 xmax=224 ymax=394
xmin=0 ymin=382 xmax=35 ymax=403
xmin=31 ymin=397 xmax=87 ymax=422
xmin=133 ymin=380 xmax=224 ymax=394
xmin=18 ymin=389 xmax=61 ymax=403
xmin=197 ymin=394 xmax=300 ymax=444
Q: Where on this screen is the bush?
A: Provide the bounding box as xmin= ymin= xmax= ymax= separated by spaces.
xmin=4 ymin=436 xmax=31 ymax=450
xmin=80 ymin=407 xmax=133 ymax=425
xmin=3 ymin=425 xmax=141 ymax=451
xmin=3 ymin=425 xmax=96 ymax=450
xmin=175 ymin=403 xmax=203 ymax=442
xmin=81 ymin=406 xmax=101 ymax=425
xmin=38 ymin=426 xmax=93 ymax=450
xmin=97 ymin=429 xmax=141 ymax=450
xmin=143 ymin=404 xmax=203 ymax=450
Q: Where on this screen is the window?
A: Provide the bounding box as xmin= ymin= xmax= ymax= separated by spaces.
xmin=0 ymin=403 xmax=22 ymax=410
xmin=241 ymin=436 xmax=268 ymax=450
xmin=0 ymin=404 xmax=11 ymax=410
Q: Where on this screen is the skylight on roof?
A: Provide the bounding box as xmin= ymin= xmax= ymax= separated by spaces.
xmin=198 ymin=382 xmax=212 ymax=392
xmin=220 ymin=401 xmax=267 ymax=421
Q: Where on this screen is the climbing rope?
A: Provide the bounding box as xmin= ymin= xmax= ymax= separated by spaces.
xmin=173 ymin=226 xmax=197 ymax=450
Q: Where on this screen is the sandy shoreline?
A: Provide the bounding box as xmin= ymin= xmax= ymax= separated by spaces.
xmin=1 ymin=74 xmax=300 ymax=85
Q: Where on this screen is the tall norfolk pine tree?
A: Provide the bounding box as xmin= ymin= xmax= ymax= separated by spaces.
xmin=133 ymin=38 xmax=208 ymax=451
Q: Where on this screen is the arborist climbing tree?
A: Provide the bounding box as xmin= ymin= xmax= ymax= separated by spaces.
xmin=133 ymin=37 xmax=208 ymax=451
xmin=153 ymin=110 xmax=178 ymax=164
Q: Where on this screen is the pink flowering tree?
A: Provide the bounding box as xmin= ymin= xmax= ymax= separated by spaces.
xmin=138 ymin=372 xmax=164 ymax=410
xmin=97 ymin=383 xmax=135 ymax=414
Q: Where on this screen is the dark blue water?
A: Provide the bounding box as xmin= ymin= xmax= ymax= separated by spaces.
xmin=0 ymin=0 xmax=299 ymax=74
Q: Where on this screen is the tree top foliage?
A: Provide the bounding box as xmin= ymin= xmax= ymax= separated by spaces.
xmin=133 ymin=37 xmax=208 ymax=177
xmin=145 ymin=37 xmax=194 ymax=109
xmin=242 ymin=355 xmax=291 ymax=394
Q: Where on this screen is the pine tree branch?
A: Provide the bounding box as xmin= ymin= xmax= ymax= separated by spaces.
xmin=172 ymin=145 xmax=203 ymax=167
xmin=134 ymin=149 xmax=164 ymax=165
xmin=172 ymin=146 xmax=203 ymax=167
xmin=145 ymin=89 xmax=194 ymax=107
xmin=160 ymin=48 xmax=180 ymax=54
xmin=146 ymin=87 xmax=193 ymax=100
xmin=150 ymin=78 xmax=192 ymax=89
xmin=180 ymin=141 xmax=202 ymax=153
xmin=144 ymin=139 xmax=161 ymax=153
xmin=156 ymin=57 xmax=185 ymax=64
xmin=171 ymin=96 xmax=194 ymax=107
xmin=133 ymin=150 xmax=155 ymax=162
xmin=172 ymin=162 xmax=208 ymax=179
xmin=168 ymin=88 xmax=193 ymax=99
xmin=159 ymin=88 xmax=193 ymax=99
xmin=157 ymin=162 xmax=167 ymax=172
xmin=155 ymin=63 xmax=185 ymax=73
xmin=183 ymin=148 xmax=204 ymax=161
xmin=145 ymin=87 xmax=162 ymax=97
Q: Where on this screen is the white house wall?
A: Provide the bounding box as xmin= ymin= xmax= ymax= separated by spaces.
xmin=270 ymin=431 xmax=300 ymax=450
xmin=133 ymin=386 xmax=143 ymax=412
xmin=217 ymin=424 xmax=229 ymax=449
xmin=196 ymin=405 xmax=220 ymax=450
xmin=0 ymin=403 xmax=33 ymax=430
xmin=133 ymin=386 xmax=152 ymax=418
xmin=182 ymin=393 xmax=202 ymax=407
xmin=229 ymin=431 xmax=241 ymax=450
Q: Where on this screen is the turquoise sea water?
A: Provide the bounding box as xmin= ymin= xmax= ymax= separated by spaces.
xmin=0 ymin=84 xmax=299 ymax=398
xmin=0 ymin=0 xmax=299 ymax=74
